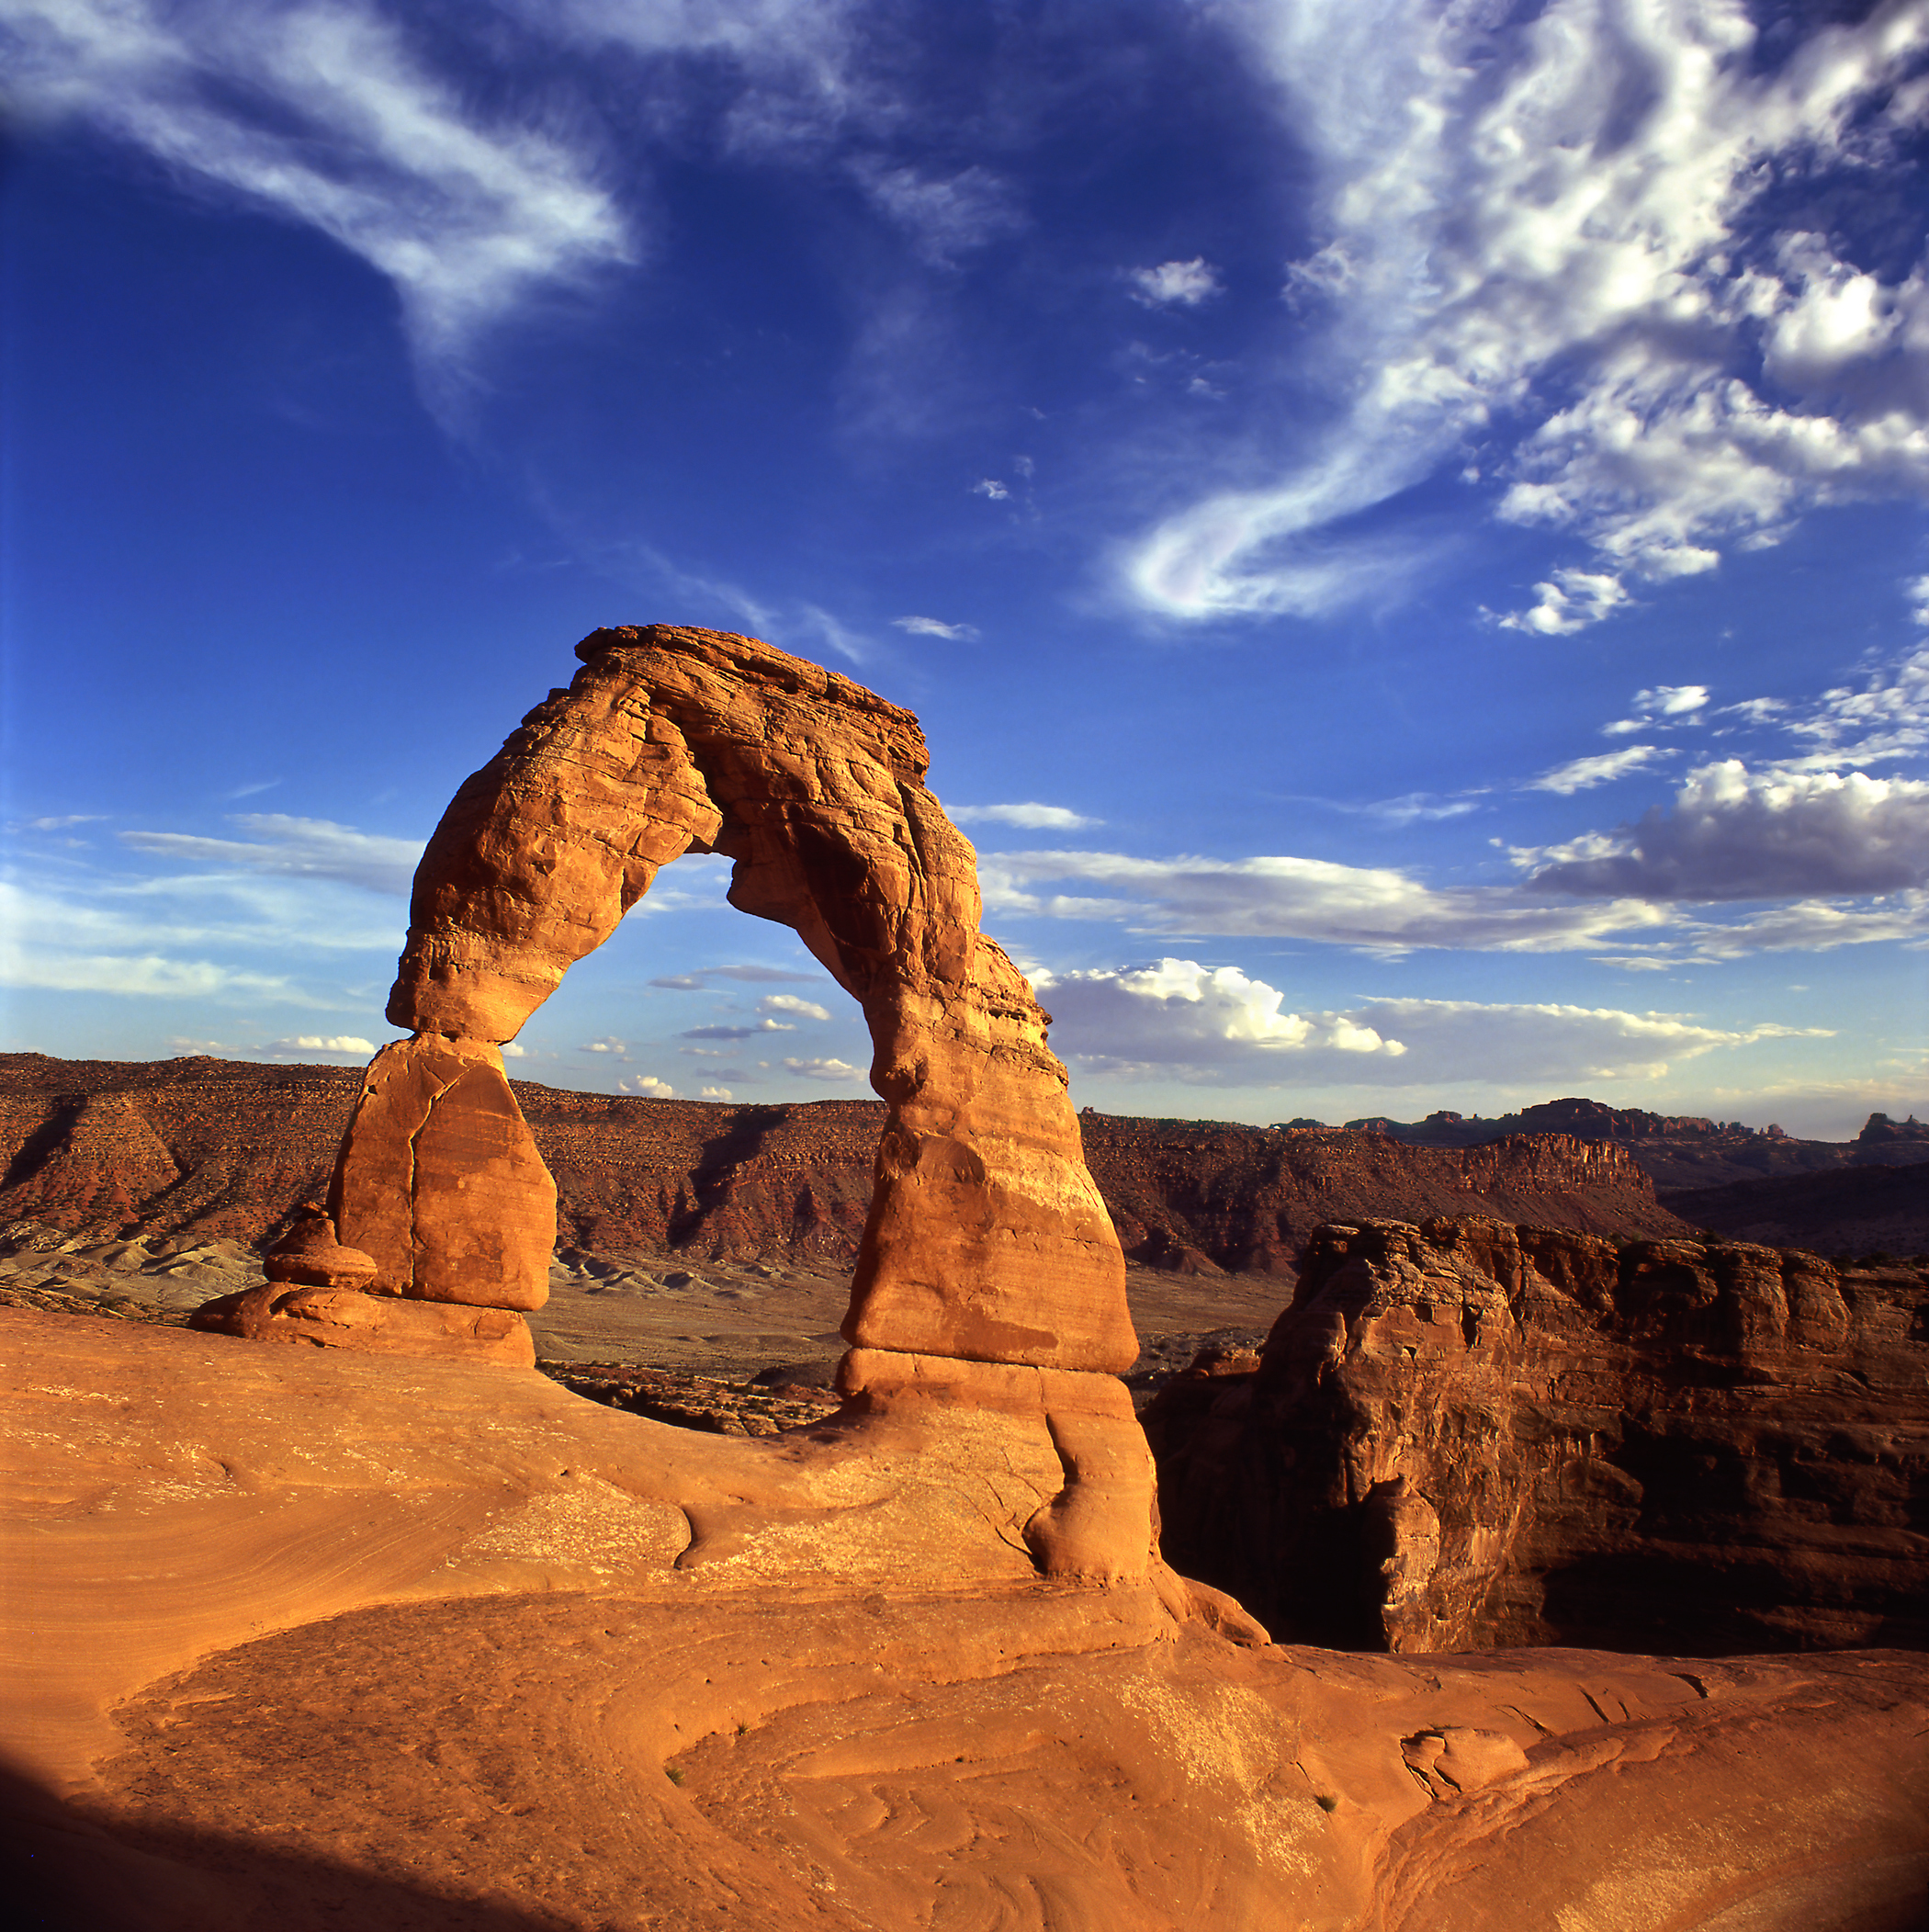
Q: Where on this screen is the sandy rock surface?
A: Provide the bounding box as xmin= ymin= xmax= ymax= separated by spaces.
xmin=5 ymin=1306 xmax=1926 ymax=1931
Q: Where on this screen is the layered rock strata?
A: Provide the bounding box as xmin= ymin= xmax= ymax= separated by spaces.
xmin=0 ymin=1054 xmax=1702 ymax=1265
xmin=1146 ymin=1217 xmax=1929 ymax=1655
xmin=231 ymin=626 xmax=1149 ymax=1577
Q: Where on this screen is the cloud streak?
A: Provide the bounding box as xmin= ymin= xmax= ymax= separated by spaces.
xmin=1126 ymin=0 xmax=1929 ymax=626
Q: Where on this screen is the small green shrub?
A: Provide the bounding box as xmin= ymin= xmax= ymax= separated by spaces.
xmin=664 ymin=1765 xmax=685 ymax=1787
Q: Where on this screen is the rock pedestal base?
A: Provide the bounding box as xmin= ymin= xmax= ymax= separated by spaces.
xmin=190 ymin=1283 xmax=536 ymax=1367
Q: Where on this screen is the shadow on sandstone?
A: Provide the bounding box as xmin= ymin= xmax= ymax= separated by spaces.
xmin=6 ymin=1758 xmax=556 ymax=1932
xmin=1144 ymin=1217 xmax=1929 ymax=1657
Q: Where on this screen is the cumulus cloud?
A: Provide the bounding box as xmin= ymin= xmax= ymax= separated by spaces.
xmin=1036 ymin=960 xmax=1403 ymax=1074
xmin=1524 ymin=761 xmax=1929 ymax=900
xmin=1529 ymin=745 xmax=1674 ymax=796
xmin=579 ymin=1035 xmax=626 ymax=1056
xmin=118 ymin=815 xmax=423 ymax=897
xmin=699 ymin=1084 xmax=733 ymax=1102
xmin=1032 ymin=961 xmax=1816 ymax=1089
xmin=1909 ymin=574 xmax=1929 ymax=627
xmin=1497 ymin=570 xmax=1632 ymax=637
xmin=500 ymin=1041 xmax=526 ymax=1056
xmin=893 ymin=615 xmax=979 ymax=640
xmin=759 ymin=993 xmax=829 ymax=1021
xmin=1127 ymin=2 xmax=1929 ymax=625
xmin=971 ymin=478 xmax=1010 ymax=501
xmin=782 ymin=1055 xmax=864 ymax=1082
xmin=1127 ymin=258 xmax=1222 ymax=308
xmin=262 ymin=1034 xmax=377 ymax=1055
xmin=949 ymin=802 xmax=1100 ymax=830
xmin=0 ymin=0 xmax=632 ymax=407
xmin=618 ymin=1073 xmax=675 ymax=1098
xmin=1603 ymin=684 xmax=1711 ymax=737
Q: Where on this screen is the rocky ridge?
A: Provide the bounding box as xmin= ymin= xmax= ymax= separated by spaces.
xmin=0 ymin=1055 xmax=1697 ymax=1271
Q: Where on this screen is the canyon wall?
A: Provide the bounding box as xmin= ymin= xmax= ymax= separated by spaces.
xmin=0 ymin=1056 xmax=1696 ymax=1265
xmin=1145 ymin=1216 xmax=1929 ymax=1655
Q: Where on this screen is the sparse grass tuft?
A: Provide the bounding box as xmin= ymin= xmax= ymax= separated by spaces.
xmin=1315 ymin=1793 xmax=1338 ymax=1813
xmin=664 ymin=1765 xmax=685 ymax=1787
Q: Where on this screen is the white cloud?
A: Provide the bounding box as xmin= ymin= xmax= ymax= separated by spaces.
xmin=782 ymin=1055 xmax=864 ymax=1082
xmin=949 ymin=802 xmax=1100 ymax=830
xmin=893 ymin=615 xmax=979 ymax=640
xmin=849 ymin=157 xmax=1023 ymax=266
xmin=579 ymin=1035 xmax=627 ymax=1056
xmin=1127 ymin=2 xmax=1929 ymax=622
xmin=1909 ymin=574 xmax=1929 ymax=627
xmin=1 ymin=0 xmax=632 ymax=407
xmin=1498 ymin=569 xmax=1634 ymax=636
xmin=16 ymin=813 xmax=107 ymax=830
xmin=1127 ymin=258 xmax=1222 ymax=308
xmin=263 ymin=1034 xmax=377 ymax=1055
xmin=682 ymin=1019 xmax=793 ymax=1039
xmin=1524 ymin=761 xmax=1929 ymax=899
xmin=699 ymin=1084 xmax=733 ymax=1102
xmin=1603 ymin=684 xmax=1712 ymax=736
xmin=980 ymin=848 xmax=1664 ymax=954
xmin=618 ymin=1073 xmax=675 ymax=1098
xmin=759 ymin=993 xmax=829 ymax=1021
xmin=1032 ymin=961 xmax=1814 ymax=1089
xmin=1529 ymin=745 xmax=1673 ymax=795
xmin=500 ymin=1040 xmax=527 ymax=1056
xmin=1333 ymin=997 xmax=1830 ymax=1089
xmin=971 ymin=478 xmax=1010 ymax=500
xmin=118 ymin=815 xmax=423 ymax=896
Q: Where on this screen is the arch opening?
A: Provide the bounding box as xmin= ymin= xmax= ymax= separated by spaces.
xmin=330 ymin=625 xmax=1137 ymax=1379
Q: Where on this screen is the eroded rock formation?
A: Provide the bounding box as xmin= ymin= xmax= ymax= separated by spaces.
xmin=1147 ymin=1217 xmax=1929 ymax=1655
xmin=7 ymin=1305 xmax=1927 ymax=1931
xmin=198 ymin=625 xmax=1150 ymax=1579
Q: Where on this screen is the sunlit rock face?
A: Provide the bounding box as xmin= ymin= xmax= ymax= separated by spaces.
xmin=206 ymin=625 xmax=1148 ymax=1578
xmin=1147 ymin=1217 xmax=1929 ymax=1655
xmin=380 ymin=624 xmax=1133 ymax=1376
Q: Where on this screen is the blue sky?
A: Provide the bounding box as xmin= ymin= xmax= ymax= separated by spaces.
xmin=2 ymin=0 xmax=1926 ymax=1138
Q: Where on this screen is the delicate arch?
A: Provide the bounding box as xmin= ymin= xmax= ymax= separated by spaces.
xmin=333 ymin=626 xmax=1134 ymax=1377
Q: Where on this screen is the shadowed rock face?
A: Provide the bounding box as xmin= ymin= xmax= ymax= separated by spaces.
xmin=1146 ymin=1217 xmax=1929 ymax=1655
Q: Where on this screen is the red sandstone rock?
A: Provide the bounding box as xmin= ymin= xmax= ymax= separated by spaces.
xmin=375 ymin=626 xmax=1134 ymax=1377
xmin=1146 ymin=1216 xmax=1929 ymax=1655
xmin=191 ymin=1282 xmax=536 ymax=1365
xmin=328 ymin=1035 xmax=554 ymax=1310
xmin=0 ymin=1054 xmax=1701 ymax=1266
xmin=262 ymin=1204 xmax=378 ymax=1290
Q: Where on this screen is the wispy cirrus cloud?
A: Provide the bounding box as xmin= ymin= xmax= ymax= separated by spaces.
xmin=118 ymin=814 xmax=423 ymax=897
xmin=949 ymin=802 xmax=1100 ymax=830
xmin=1 ymin=0 xmax=633 ymax=410
xmin=1529 ymin=745 xmax=1674 ymax=796
xmin=1125 ymin=1 xmax=1929 ymax=627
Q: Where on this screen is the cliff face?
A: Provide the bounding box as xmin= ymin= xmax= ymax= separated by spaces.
xmin=0 ymin=1056 xmax=1695 ymax=1267
xmin=1145 ymin=1216 xmax=1929 ymax=1655
xmin=1080 ymin=1119 xmax=1689 ymax=1271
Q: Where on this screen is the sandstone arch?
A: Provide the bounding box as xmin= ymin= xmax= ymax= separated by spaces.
xmin=311 ymin=625 xmax=1148 ymax=1576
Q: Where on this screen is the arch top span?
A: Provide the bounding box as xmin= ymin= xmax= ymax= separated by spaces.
xmin=377 ymin=624 xmax=1136 ymax=1377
